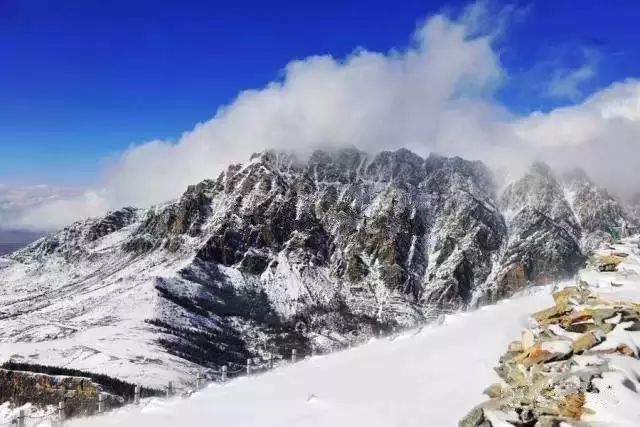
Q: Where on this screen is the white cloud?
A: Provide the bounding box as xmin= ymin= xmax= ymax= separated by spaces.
xmin=544 ymin=48 xmax=598 ymax=100
xmin=0 ymin=185 xmax=107 ymax=230
xmin=84 ymin=4 xmax=510 ymax=211
xmin=515 ymin=79 xmax=640 ymax=195
xmin=3 ymin=2 xmax=640 ymax=231
xmin=546 ymin=64 xmax=596 ymax=100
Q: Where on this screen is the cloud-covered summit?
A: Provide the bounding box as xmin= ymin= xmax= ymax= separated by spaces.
xmin=4 ymin=2 xmax=640 ymax=230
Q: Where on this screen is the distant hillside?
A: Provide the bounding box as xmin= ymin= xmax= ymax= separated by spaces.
xmin=0 ymin=229 xmax=43 ymax=255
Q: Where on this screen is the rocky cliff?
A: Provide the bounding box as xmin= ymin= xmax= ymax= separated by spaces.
xmin=0 ymin=148 xmax=635 ymax=386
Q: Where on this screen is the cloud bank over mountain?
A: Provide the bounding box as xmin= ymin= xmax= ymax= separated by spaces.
xmin=3 ymin=2 xmax=640 ymax=230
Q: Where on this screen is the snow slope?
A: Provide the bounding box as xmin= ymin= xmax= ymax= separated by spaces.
xmin=65 ymin=236 xmax=640 ymax=427
xmin=66 ymin=286 xmax=555 ymax=426
xmin=0 ymin=222 xmax=200 ymax=388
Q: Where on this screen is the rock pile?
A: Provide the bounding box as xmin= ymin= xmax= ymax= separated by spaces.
xmin=460 ymin=279 xmax=640 ymax=426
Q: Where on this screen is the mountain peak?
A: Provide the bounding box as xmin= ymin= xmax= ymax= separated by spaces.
xmin=528 ymin=160 xmax=555 ymax=179
xmin=0 ymin=147 xmax=635 ymax=387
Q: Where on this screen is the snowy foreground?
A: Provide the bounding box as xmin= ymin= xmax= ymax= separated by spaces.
xmin=72 ymin=292 xmax=561 ymax=425
xmin=71 ymin=294 xmax=552 ymax=427
xmin=6 ymin=237 xmax=639 ymax=427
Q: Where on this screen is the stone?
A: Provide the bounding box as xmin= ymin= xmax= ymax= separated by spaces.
xmin=458 ymin=406 xmax=486 ymax=427
xmin=521 ymin=329 xmax=536 ymax=350
xmin=483 ymin=383 xmax=506 ymax=399
xmin=514 ymin=341 xmax=572 ymax=366
xmin=572 ymin=332 xmax=603 ymax=353
xmin=507 ymin=340 xmax=523 ymax=353
xmin=593 ymin=254 xmax=626 ymax=272
xmin=616 ymin=344 xmax=636 ymax=357
xmin=494 ymin=362 xmax=526 ymax=386
xmin=461 ymin=286 xmax=640 ymax=426
xmin=532 ymin=306 xmax=568 ymax=326
xmin=552 ymin=287 xmax=581 ymax=311
xmin=557 ymin=393 xmax=587 ymax=419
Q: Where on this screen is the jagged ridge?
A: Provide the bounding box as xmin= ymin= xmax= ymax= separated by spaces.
xmin=0 ymin=147 xmax=636 ymax=386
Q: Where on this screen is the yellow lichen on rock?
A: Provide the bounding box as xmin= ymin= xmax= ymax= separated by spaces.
xmin=591 ymin=254 xmax=626 ymax=272
xmin=572 ymin=332 xmax=602 ymax=353
xmin=557 ymin=393 xmax=587 ymax=420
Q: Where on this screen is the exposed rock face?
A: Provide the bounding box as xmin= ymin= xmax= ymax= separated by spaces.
xmin=488 ymin=163 xmax=586 ymax=300
xmin=15 ymin=207 xmax=140 ymax=262
xmin=0 ymin=148 xmax=635 ymax=385
xmin=562 ymin=168 xmax=633 ymax=250
xmin=86 ymin=207 xmax=139 ymax=242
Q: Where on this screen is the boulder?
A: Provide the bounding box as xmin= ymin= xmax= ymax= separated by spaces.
xmin=572 ymin=332 xmax=604 ymax=353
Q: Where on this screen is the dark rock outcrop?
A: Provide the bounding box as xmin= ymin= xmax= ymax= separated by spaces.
xmin=490 ymin=163 xmax=586 ymax=299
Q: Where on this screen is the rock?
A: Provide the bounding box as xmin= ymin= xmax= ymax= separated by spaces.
xmin=483 ymin=383 xmax=506 ymax=399
xmin=572 ymin=332 xmax=604 ymax=353
xmin=540 ymin=340 xmax=573 ymax=356
xmin=532 ymin=305 xmax=569 ymax=326
xmin=612 ymin=252 xmax=629 ymax=258
xmin=559 ymin=310 xmax=596 ymax=333
xmin=494 ymin=362 xmax=527 ymax=386
xmin=86 ymin=207 xmax=139 ymax=242
xmin=462 ymin=286 xmax=640 ymax=426
xmin=616 ymin=344 xmax=636 ymax=357
xmin=521 ymin=329 xmax=536 ymax=350
xmin=514 ymin=341 xmax=572 ymax=367
xmin=557 ymin=393 xmax=587 ymax=420
xmin=497 ymin=263 xmax=527 ymax=296
xmin=552 ymin=287 xmax=588 ymax=311
xmin=598 ymin=263 xmax=618 ymax=272
xmin=458 ymin=406 xmax=486 ymax=427
xmin=593 ymin=255 xmax=626 ymax=272
xmin=238 ymin=249 xmax=270 ymax=275
xmin=603 ymin=312 xmax=623 ymax=325
xmin=507 ymin=340 xmax=523 ymax=353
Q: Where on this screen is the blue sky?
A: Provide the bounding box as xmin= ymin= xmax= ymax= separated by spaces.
xmin=1 ymin=0 xmax=640 ymax=186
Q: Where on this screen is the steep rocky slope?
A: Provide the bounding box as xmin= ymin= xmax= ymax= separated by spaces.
xmin=480 ymin=162 xmax=587 ymax=302
xmin=0 ymin=148 xmax=634 ymax=386
xmin=562 ymin=168 xmax=632 ymax=251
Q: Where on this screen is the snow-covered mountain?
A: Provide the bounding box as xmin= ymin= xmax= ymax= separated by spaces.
xmin=61 ymin=236 xmax=640 ymax=427
xmin=0 ymin=148 xmax=635 ymax=387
